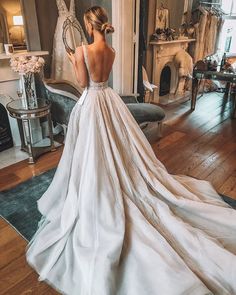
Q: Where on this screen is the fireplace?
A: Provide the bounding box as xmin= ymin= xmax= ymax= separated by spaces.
xmin=150 ymin=39 xmax=195 ymax=103
xmin=0 ymin=103 xmax=13 ymax=152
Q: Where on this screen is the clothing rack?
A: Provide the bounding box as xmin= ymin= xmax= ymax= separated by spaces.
xmin=193 ymin=1 xmax=225 ymax=15
xmin=199 ymin=1 xmax=221 ymax=6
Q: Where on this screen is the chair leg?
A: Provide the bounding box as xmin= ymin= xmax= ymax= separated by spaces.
xmin=62 ymin=124 xmax=68 ymax=143
xmin=157 ymin=121 xmax=163 ymax=138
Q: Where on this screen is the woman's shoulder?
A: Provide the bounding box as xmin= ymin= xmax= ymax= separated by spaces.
xmin=105 ymin=45 xmax=116 ymax=57
xmin=74 ymin=45 xmax=86 ymax=62
xmin=75 ymin=43 xmax=115 ymax=59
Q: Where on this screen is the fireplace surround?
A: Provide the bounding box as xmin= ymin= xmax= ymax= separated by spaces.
xmin=0 ymin=103 xmax=13 ymax=152
xmin=150 ymin=39 xmax=195 ymax=103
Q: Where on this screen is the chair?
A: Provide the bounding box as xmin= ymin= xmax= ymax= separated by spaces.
xmin=41 ymin=78 xmax=81 ymax=137
xmin=120 ymin=95 xmax=165 ymax=137
xmin=39 ymin=79 xmax=165 ymax=138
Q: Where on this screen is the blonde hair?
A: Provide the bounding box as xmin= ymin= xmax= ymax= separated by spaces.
xmin=84 ymin=6 xmax=114 ymax=35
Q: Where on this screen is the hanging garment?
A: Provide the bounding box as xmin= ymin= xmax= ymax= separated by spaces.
xmin=194 ymin=6 xmax=208 ymax=63
xmin=215 ymin=16 xmax=225 ymax=52
xmin=25 ymin=44 xmax=236 ymax=295
xmin=174 ymin=49 xmax=193 ymax=78
xmin=204 ymin=13 xmax=219 ymax=57
xmin=51 ymin=0 xmax=87 ymax=93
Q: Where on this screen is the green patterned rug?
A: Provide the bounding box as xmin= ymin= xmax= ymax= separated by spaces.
xmin=0 ymin=168 xmax=235 ymax=241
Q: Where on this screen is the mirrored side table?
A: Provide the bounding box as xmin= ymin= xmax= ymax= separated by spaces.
xmin=6 ymin=98 xmax=56 ymax=164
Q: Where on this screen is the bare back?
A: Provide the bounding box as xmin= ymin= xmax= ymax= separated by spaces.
xmin=85 ymin=43 xmax=115 ymax=83
xmin=73 ymin=42 xmax=115 ymax=88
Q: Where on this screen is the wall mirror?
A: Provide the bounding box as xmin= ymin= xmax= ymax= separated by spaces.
xmin=0 ymin=0 xmax=41 ymax=53
xmin=0 ymin=0 xmax=27 ymax=51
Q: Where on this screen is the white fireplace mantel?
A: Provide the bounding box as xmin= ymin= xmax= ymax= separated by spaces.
xmin=150 ymin=38 xmax=195 ymax=103
xmin=0 ymin=50 xmax=49 ymax=61
xmin=150 ymin=38 xmax=196 ymax=45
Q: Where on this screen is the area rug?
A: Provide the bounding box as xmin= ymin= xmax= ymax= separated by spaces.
xmin=0 ymin=167 xmax=235 ymax=242
xmin=0 ymin=168 xmax=56 ymax=241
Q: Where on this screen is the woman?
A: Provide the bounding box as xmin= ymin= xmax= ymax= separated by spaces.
xmin=26 ymin=6 xmax=236 ymax=295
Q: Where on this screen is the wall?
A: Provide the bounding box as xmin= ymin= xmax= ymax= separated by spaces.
xmin=35 ymin=0 xmax=112 ymax=79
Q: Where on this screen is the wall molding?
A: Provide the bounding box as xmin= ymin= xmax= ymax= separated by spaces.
xmin=112 ymin=0 xmax=140 ymax=96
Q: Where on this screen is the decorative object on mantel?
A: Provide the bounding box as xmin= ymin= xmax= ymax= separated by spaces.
xmin=150 ymin=28 xmax=177 ymax=42
xmin=178 ymin=22 xmax=195 ymax=39
xmin=4 ymin=43 xmax=14 ymax=55
xmin=10 ymin=55 xmax=45 ymax=109
xmin=155 ymin=3 xmax=169 ymax=30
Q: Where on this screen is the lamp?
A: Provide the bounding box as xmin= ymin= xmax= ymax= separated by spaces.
xmin=13 ymin=15 xmax=23 ymax=26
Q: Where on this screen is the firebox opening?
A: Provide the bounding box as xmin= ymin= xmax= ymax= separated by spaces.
xmin=0 ymin=103 xmax=13 ymax=152
xmin=159 ymin=65 xmax=171 ymax=96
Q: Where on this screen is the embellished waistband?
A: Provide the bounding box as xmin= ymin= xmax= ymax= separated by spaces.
xmin=88 ymin=81 xmax=109 ymax=90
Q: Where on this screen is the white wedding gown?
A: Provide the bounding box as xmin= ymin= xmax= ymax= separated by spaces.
xmin=51 ymin=0 xmax=87 ymax=93
xmin=26 ymin=45 xmax=236 ymax=295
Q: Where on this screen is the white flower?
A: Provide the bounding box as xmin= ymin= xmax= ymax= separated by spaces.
xmin=31 ymin=56 xmax=38 ymax=62
xmin=10 ymin=55 xmax=45 ymax=75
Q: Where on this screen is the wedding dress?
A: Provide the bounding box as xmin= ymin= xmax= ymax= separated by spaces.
xmin=26 ymin=44 xmax=236 ymax=295
xmin=51 ymin=0 xmax=87 ymax=93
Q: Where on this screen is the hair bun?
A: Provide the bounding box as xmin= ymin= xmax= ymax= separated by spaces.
xmin=101 ymin=22 xmax=114 ymax=34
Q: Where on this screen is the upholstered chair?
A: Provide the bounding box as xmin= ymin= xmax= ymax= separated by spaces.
xmin=39 ymin=79 xmax=165 ymax=139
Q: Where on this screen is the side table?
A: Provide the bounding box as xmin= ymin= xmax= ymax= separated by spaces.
xmin=6 ymin=98 xmax=56 ymax=164
xmin=191 ymin=70 xmax=236 ymax=119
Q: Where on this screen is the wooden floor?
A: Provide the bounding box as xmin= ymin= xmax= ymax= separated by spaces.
xmin=0 ymin=218 xmax=59 ymax=295
xmin=0 ymin=92 xmax=235 ymax=294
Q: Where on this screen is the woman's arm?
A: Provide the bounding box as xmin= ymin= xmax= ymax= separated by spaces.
xmin=67 ymin=47 xmax=88 ymax=88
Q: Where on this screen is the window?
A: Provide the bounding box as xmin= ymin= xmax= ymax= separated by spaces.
xmin=217 ymin=0 xmax=236 ymax=52
xmin=221 ymin=0 xmax=236 ymax=16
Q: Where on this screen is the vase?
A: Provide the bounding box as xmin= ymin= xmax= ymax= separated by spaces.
xmin=20 ymin=73 xmax=37 ymax=109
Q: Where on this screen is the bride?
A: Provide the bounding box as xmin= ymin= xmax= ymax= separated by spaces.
xmin=25 ymin=6 xmax=236 ymax=295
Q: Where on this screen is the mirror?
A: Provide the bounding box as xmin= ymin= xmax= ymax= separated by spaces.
xmin=0 ymin=0 xmax=27 ymax=52
xmin=63 ymin=16 xmax=87 ymax=54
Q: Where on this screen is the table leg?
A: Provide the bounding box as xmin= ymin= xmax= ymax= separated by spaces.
xmin=225 ymin=82 xmax=231 ymax=97
xmin=23 ymin=119 xmax=35 ymax=164
xmin=47 ymin=113 xmax=56 ymax=151
xmin=17 ymin=119 xmax=27 ymax=151
xmin=191 ymin=77 xmax=200 ymax=111
xmin=231 ymin=90 xmax=236 ymax=119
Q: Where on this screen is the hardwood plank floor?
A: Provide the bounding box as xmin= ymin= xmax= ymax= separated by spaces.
xmin=0 ymin=218 xmax=59 ymax=295
xmin=0 ymin=92 xmax=235 ymax=294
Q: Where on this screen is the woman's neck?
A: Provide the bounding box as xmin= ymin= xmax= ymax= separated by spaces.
xmin=93 ymin=31 xmax=106 ymax=44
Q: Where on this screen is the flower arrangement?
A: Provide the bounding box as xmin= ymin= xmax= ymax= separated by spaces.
xmin=10 ymin=55 xmax=45 ymax=108
xmin=10 ymin=55 xmax=45 ymax=74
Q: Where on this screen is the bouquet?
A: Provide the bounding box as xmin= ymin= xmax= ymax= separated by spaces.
xmin=10 ymin=55 xmax=45 ymax=107
xmin=10 ymin=55 xmax=45 ymax=74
